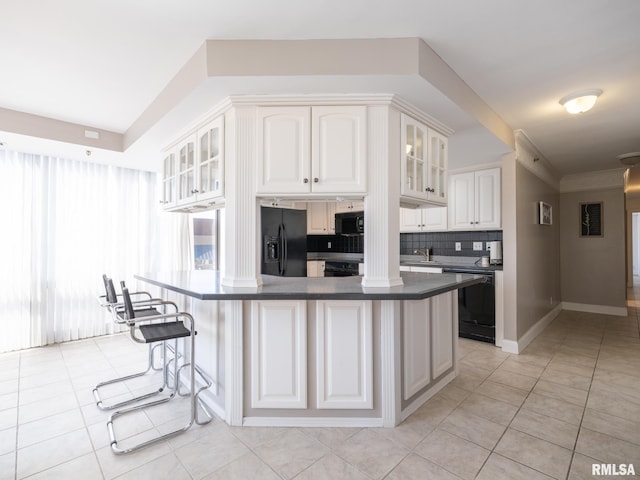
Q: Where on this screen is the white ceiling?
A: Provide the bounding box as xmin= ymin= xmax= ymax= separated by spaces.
xmin=1 ymin=0 xmax=639 ymax=176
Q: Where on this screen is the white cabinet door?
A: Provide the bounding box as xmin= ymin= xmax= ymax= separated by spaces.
xmin=401 ymin=114 xmax=429 ymax=201
xmin=403 ymin=299 xmax=431 ymax=400
xmin=251 ymin=301 xmax=307 ymax=408
xmin=475 ymin=168 xmax=501 ymax=229
xmin=422 ymin=207 xmax=447 ymax=231
xmin=311 ymin=106 xmax=367 ymax=193
xmin=427 ymin=130 xmax=448 ymax=204
xmin=161 ymin=150 xmax=177 ymax=208
xmin=307 ymin=202 xmax=336 ymax=234
xmin=256 ymin=107 xmax=311 ymax=194
xmin=448 ymin=171 xmax=475 ymax=230
xmin=176 ymin=134 xmax=198 ymax=206
xmin=400 ymin=207 xmax=423 ymax=233
xmin=431 ymin=292 xmax=454 ymax=378
xmin=335 ymin=200 xmax=365 ymax=213
xmin=306 ymin=260 xmax=325 ymax=277
xmin=316 ymin=300 xmax=373 ymax=409
xmin=196 ymin=116 xmax=224 ymax=202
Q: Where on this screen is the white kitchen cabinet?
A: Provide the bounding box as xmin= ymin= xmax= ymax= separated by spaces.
xmin=306 ymin=202 xmax=336 ymax=234
xmin=162 ymin=116 xmax=225 ymax=211
xmin=400 ymin=207 xmax=447 ymax=232
xmin=176 ymin=134 xmax=198 ymax=206
xmin=400 ymin=265 xmax=443 ymax=274
xmin=250 ymin=300 xmax=307 ymax=409
xmin=448 ymin=167 xmax=501 ymax=230
xmin=257 ymin=106 xmax=367 ymax=195
xmin=256 ymin=106 xmax=311 ymax=194
xmin=403 ymin=299 xmax=431 ymax=399
xmin=335 ymin=200 xmax=364 ymax=213
xmin=431 ymin=292 xmax=454 ymax=378
xmin=195 ymin=116 xmax=224 ymax=202
xmin=307 ymin=260 xmax=325 ymax=277
xmin=161 ymin=150 xmax=177 ymax=208
xmin=316 ymin=300 xmax=373 ymax=409
xmin=400 ymin=114 xmax=448 ymax=206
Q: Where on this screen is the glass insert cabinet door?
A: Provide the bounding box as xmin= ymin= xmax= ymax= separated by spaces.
xmin=162 ymin=151 xmax=176 ymax=206
xmin=177 ymin=135 xmax=196 ymax=203
xmin=428 ymin=129 xmax=447 ymax=202
xmin=401 ymin=114 xmax=428 ymax=200
xmin=197 ymin=117 xmax=224 ymax=201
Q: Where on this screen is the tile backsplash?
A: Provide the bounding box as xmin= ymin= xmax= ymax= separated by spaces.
xmin=400 ymin=230 xmax=503 ymax=257
xmin=307 ymin=234 xmax=364 ymax=253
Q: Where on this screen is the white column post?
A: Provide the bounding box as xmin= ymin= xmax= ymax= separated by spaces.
xmin=380 ymin=300 xmax=402 ymax=426
xmin=224 ymin=300 xmax=244 ymax=426
xmin=362 ymin=105 xmax=403 ymax=287
xmin=222 ymin=105 xmax=261 ymax=288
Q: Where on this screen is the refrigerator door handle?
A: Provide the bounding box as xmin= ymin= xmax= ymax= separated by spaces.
xmin=281 ymin=224 xmax=288 ymax=275
xmin=277 ymin=224 xmax=284 ymax=276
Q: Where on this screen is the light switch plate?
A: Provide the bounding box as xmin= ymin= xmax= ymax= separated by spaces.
xmin=473 ymin=242 xmax=483 ymax=251
xmin=455 ymin=242 xmax=461 ymax=251
xmin=486 ymin=242 xmax=492 ymax=250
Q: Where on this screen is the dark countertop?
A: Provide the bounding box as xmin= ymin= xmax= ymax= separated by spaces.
xmin=135 ymin=270 xmax=485 ymax=301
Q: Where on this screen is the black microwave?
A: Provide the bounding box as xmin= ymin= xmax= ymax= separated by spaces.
xmin=335 ymin=211 xmax=364 ymax=236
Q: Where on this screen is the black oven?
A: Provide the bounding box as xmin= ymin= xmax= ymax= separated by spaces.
xmin=324 ymin=261 xmax=360 ymax=277
xmin=444 ymin=267 xmax=495 ymax=344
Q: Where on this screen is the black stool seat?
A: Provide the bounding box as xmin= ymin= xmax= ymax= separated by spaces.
xmin=139 ymin=321 xmax=191 ymax=343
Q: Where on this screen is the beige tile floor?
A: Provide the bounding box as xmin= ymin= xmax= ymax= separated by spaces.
xmin=0 ymin=290 xmax=639 ymax=480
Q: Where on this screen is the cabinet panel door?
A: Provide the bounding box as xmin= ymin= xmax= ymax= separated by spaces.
xmin=431 ymin=292 xmax=454 ymax=378
xmin=307 ymin=202 xmax=330 ymax=234
xmin=257 ymin=107 xmax=311 ymax=194
xmin=422 ymin=207 xmax=448 ymax=231
xmin=448 ymin=172 xmax=475 ymax=230
xmin=403 ymin=299 xmax=431 ymax=400
xmin=400 ymin=207 xmax=423 ymax=232
xmin=475 ymin=168 xmax=501 ymax=229
xmin=427 ymin=130 xmax=448 ymax=205
xmin=251 ymin=301 xmax=307 ymax=408
xmin=400 ymin=114 xmax=429 ymax=201
xmin=176 ymin=134 xmax=197 ymax=205
xmin=196 ymin=116 xmax=224 ymax=201
xmin=161 ymin=150 xmax=177 ymax=208
xmin=311 ymin=106 xmax=367 ymax=193
xmin=316 ymin=300 xmax=373 ymax=409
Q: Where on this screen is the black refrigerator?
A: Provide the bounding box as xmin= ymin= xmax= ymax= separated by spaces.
xmin=261 ymin=207 xmax=307 ymax=277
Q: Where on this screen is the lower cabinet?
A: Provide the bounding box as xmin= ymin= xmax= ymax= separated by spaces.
xmin=316 ymin=300 xmax=373 ymax=409
xmin=402 ymin=292 xmax=455 ymax=401
xmin=307 ymin=260 xmax=325 ymax=277
xmin=250 ymin=299 xmax=373 ymax=410
xmin=250 ymin=301 xmax=307 ymax=408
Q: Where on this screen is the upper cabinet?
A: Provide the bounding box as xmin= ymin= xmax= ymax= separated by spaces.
xmin=162 ymin=116 xmax=225 ymax=212
xmin=400 ymin=207 xmax=447 ymax=233
xmin=400 ymin=114 xmax=448 ymax=207
xmin=257 ymin=106 xmax=367 ymax=195
xmin=448 ymin=167 xmax=501 ymax=230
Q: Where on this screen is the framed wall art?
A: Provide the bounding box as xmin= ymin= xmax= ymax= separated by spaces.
xmin=580 ymin=202 xmax=603 ymax=237
xmin=539 ymin=201 xmax=552 ymax=225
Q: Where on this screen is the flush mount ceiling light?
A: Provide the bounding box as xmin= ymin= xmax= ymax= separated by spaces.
xmin=559 ymin=89 xmax=603 ymax=114
xmin=618 ymin=152 xmax=640 ymax=166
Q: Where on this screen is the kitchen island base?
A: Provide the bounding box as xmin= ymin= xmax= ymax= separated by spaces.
xmin=136 ymin=271 xmax=473 ymax=428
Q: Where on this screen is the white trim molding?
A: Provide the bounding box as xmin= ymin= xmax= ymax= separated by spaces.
xmin=514 ymin=130 xmax=560 ymax=191
xmin=562 ymin=302 xmax=628 ymax=317
xmin=501 ymin=304 xmax=563 ymax=354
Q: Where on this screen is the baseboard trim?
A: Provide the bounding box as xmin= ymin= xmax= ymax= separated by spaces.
xmin=242 ymin=416 xmax=383 ymax=428
xmin=501 ymin=303 xmax=563 ymax=354
xmin=562 ymin=302 xmax=628 ymax=317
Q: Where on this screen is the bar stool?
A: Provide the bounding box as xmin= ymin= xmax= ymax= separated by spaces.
xmin=107 ymin=286 xmax=213 ymax=454
xmin=94 ymin=275 xmax=180 ymax=411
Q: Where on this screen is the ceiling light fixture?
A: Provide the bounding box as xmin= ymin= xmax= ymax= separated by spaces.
xmin=559 ymin=89 xmax=602 ymax=114
xmin=618 ymin=152 xmax=640 ymax=166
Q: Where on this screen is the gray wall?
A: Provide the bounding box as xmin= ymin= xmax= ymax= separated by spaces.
xmin=560 ymin=188 xmax=626 ymax=308
xmin=514 ymin=163 xmax=561 ymax=338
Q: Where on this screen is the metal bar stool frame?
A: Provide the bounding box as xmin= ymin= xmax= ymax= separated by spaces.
xmin=94 ymin=275 xmax=180 ymax=411
xmin=107 ymin=287 xmax=213 ymax=454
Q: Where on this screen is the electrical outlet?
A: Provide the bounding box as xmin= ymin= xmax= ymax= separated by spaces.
xmin=328 ymin=241 xmax=332 ymax=249
xmin=473 ymin=242 xmax=483 ymax=251
xmin=455 ymin=242 xmax=462 ymax=251
xmin=486 ymin=242 xmax=492 ymax=251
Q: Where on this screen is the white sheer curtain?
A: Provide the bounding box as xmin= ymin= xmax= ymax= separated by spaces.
xmin=0 ymin=149 xmax=190 ymax=353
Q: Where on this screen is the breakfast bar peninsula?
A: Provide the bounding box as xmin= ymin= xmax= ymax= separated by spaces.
xmin=136 ymin=270 xmax=483 ymax=427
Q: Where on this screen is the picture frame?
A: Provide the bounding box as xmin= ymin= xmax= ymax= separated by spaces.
xmin=539 ymin=201 xmax=552 ymax=225
xmin=580 ymin=202 xmax=603 ymax=237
